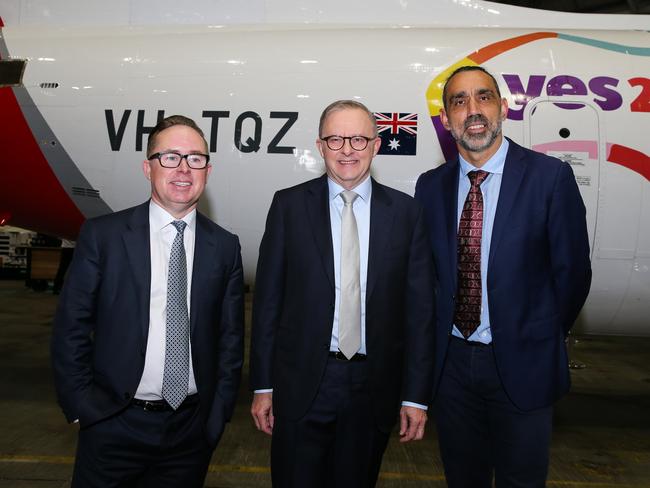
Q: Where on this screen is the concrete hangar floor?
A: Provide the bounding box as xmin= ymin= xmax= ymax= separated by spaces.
xmin=0 ymin=279 xmax=649 ymax=488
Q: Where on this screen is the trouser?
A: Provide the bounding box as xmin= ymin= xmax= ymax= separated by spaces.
xmin=271 ymin=357 xmax=390 ymax=488
xmin=72 ymin=398 xmax=213 ymax=488
xmin=435 ymin=337 xmax=553 ymax=488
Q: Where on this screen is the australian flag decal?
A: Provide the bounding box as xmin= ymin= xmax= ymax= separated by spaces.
xmin=374 ymin=112 xmax=417 ymax=156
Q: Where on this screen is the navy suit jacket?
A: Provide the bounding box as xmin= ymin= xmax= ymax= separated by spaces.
xmin=415 ymin=139 xmax=591 ymax=411
xmin=250 ymin=175 xmax=436 ymax=432
xmin=51 ymin=201 xmax=244 ymax=446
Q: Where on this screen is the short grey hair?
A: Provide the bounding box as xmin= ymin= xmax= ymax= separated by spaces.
xmin=318 ymin=100 xmax=378 ymax=137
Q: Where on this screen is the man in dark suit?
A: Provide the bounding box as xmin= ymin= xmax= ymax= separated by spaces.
xmin=51 ymin=115 xmax=244 ymax=487
xmin=415 ymin=66 xmax=592 ymax=487
xmin=250 ymin=100 xmax=435 ymax=488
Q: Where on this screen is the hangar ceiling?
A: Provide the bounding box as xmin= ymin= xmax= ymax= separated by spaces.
xmin=493 ymin=0 xmax=650 ymax=14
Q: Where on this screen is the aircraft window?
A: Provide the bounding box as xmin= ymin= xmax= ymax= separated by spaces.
xmin=0 ymin=59 xmax=26 ymax=87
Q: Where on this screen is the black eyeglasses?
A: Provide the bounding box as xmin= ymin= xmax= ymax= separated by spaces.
xmin=148 ymin=151 xmax=210 ymax=169
xmin=320 ymin=135 xmax=376 ymax=151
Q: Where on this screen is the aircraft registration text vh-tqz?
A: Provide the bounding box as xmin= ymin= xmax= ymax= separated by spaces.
xmin=0 ymin=0 xmax=649 ymax=336
xmin=105 ymin=110 xmax=300 ymax=154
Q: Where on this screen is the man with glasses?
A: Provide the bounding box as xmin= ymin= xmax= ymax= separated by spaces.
xmin=250 ymin=100 xmax=435 ymax=487
xmin=51 ymin=115 xmax=244 ymax=487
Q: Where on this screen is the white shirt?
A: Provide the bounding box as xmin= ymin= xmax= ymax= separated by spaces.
xmin=134 ymin=201 xmax=198 ymax=400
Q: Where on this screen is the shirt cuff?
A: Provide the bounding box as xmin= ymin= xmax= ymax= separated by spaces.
xmin=254 ymin=389 xmax=273 ymax=394
xmin=401 ymin=401 xmax=428 ymax=411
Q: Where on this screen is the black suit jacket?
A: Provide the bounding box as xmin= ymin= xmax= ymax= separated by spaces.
xmin=250 ymin=175 xmax=435 ymax=432
xmin=415 ymin=139 xmax=592 ymax=411
xmin=51 ymin=201 xmax=244 ymax=446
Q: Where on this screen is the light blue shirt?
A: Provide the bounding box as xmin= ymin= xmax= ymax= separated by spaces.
xmin=258 ymin=175 xmax=425 ymax=409
xmin=453 ymin=138 xmax=508 ymax=344
xmin=328 ymin=176 xmax=371 ymax=355
xmin=328 ymin=176 xmax=425 ymax=410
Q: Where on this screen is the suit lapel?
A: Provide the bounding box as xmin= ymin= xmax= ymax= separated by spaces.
xmin=442 ymin=160 xmax=460 ymax=291
xmin=488 ymin=140 xmax=526 ymax=269
xmin=367 ymin=179 xmax=394 ymax=300
xmin=123 ymin=202 xmax=151 ymax=341
xmin=191 ymin=213 xmax=216 ymax=335
xmin=305 ymin=175 xmax=335 ymax=290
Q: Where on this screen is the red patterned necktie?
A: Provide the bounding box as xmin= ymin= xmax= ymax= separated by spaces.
xmin=454 ymin=170 xmax=489 ymax=338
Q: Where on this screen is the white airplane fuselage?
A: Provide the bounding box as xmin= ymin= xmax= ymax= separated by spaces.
xmin=0 ymin=1 xmax=649 ymax=336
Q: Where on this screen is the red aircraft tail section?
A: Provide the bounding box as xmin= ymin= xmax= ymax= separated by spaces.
xmin=0 ymin=20 xmax=85 ymax=238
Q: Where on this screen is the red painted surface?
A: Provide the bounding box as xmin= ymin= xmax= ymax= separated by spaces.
xmin=0 ymin=87 xmax=84 ymax=238
xmin=607 ymin=144 xmax=650 ymax=182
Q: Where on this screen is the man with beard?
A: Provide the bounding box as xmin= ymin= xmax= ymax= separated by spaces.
xmin=415 ymin=66 xmax=592 ymax=487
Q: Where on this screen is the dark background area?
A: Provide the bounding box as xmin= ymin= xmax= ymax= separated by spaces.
xmin=492 ymin=0 xmax=650 ymax=14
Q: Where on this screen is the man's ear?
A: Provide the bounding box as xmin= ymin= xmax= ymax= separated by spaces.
xmin=143 ymin=160 xmax=152 ymax=180
xmin=316 ymin=138 xmax=325 ymax=159
xmin=440 ymin=108 xmax=451 ymax=131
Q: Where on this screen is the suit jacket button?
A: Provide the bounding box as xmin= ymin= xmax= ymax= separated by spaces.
xmin=124 ymin=392 xmax=131 ymax=400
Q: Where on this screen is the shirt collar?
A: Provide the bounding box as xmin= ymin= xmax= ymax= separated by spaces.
xmin=458 ymin=137 xmax=509 ymax=178
xmin=327 ymin=175 xmax=372 ymax=203
xmin=149 ymin=200 xmax=197 ymax=233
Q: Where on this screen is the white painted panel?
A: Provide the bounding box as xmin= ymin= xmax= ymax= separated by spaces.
xmin=527 ymin=99 xmax=600 ymax=254
xmin=0 ymin=0 xmax=21 ymax=26
xmin=2 ymin=0 xmax=648 ymax=29
xmin=2 ymin=23 xmax=649 ymax=336
xmin=17 ymin=0 xmax=130 ymax=25
xmin=130 ymin=0 xmax=265 ymax=25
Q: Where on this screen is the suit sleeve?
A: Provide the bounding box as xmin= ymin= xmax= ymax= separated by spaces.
xmin=548 ymin=162 xmax=592 ymax=334
xmin=50 ymin=219 xmax=101 ymax=423
xmin=250 ymin=192 xmax=286 ymax=391
xmin=402 ymin=204 xmax=437 ymax=405
xmin=213 ymin=236 xmax=245 ymax=422
xmin=413 ymin=173 xmax=425 ymax=205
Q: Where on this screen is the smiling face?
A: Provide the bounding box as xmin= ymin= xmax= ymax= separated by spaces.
xmin=142 ymin=124 xmax=211 ymax=218
xmin=440 ymin=69 xmax=508 ymax=166
xmin=316 ymin=107 xmax=380 ymax=190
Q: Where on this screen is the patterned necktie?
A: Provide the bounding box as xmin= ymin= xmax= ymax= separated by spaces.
xmin=162 ymin=220 xmax=190 ymax=409
xmin=338 ymin=190 xmax=361 ymax=359
xmin=454 ymin=170 xmax=489 ymax=338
